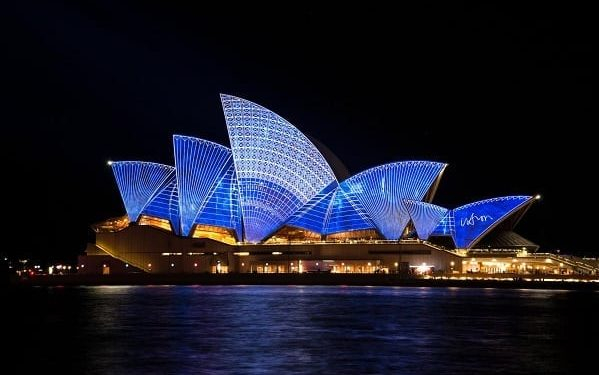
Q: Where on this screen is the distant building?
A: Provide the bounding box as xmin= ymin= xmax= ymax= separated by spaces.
xmin=81 ymin=94 xmax=585 ymax=276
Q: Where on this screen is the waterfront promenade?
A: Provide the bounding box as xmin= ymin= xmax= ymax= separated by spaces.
xmin=10 ymin=272 xmax=599 ymax=290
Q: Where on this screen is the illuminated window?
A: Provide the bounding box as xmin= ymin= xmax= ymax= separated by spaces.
xmin=138 ymin=215 xmax=173 ymax=232
xmin=191 ymin=225 xmax=237 ymax=245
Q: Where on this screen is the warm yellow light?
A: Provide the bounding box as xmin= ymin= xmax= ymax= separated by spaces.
xmin=234 ymin=252 xmax=250 ymax=256
xmin=535 ymin=194 xmax=542 ymax=200
xmin=272 ymin=251 xmax=282 ymax=255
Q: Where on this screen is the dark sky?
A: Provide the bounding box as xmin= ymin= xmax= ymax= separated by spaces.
xmin=3 ymin=1 xmax=595 ymax=261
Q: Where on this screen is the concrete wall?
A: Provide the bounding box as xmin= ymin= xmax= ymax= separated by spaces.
xmin=85 ymin=225 xmax=463 ymax=274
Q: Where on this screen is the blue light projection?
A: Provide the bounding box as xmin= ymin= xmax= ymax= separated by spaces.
xmin=286 ymin=182 xmax=338 ymax=234
xmin=141 ymin=176 xmax=181 ymax=234
xmin=173 ymin=135 xmax=233 ymax=236
xmin=220 ymin=94 xmax=337 ymax=242
xmin=342 ymin=162 xmax=446 ymax=239
xmin=111 ymin=161 xmax=175 ymax=222
xmin=193 ymin=163 xmax=243 ymax=240
xmin=325 ymin=185 xmax=377 ymax=235
xmin=430 ymin=210 xmax=455 ymax=237
xmin=404 ymin=200 xmax=448 ymax=240
xmin=453 ymin=196 xmax=533 ymax=248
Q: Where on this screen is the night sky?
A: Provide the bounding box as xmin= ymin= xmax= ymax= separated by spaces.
xmin=3 ymin=1 xmax=595 ymax=261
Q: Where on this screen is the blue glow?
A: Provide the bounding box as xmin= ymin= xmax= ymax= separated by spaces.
xmin=404 ymin=200 xmax=448 ymax=240
xmin=173 ymin=135 xmax=233 ymax=236
xmin=342 ymin=161 xmax=446 ymax=239
xmin=430 ymin=210 xmax=455 ymax=237
xmin=221 ymin=94 xmax=337 ymax=242
xmin=286 ymin=182 xmax=338 ymax=233
xmin=141 ymin=176 xmax=181 ymax=234
xmin=325 ymin=184 xmax=376 ymax=235
xmin=106 ymin=95 xmax=538 ymax=246
xmin=111 ymin=161 xmax=175 ymax=222
xmin=452 ymin=196 xmax=533 ymax=248
xmin=194 ymin=163 xmax=243 ymax=240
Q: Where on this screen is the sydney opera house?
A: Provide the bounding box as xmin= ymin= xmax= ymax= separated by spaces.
xmin=79 ymin=94 xmax=573 ymax=276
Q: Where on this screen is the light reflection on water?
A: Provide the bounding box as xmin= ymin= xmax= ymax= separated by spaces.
xmin=8 ymin=286 xmax=599 ymax=374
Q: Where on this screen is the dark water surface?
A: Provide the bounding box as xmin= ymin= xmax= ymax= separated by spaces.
xmin=6 ymin=286 xmax=599 ymax=374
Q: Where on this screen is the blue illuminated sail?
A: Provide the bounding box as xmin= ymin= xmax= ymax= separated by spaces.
xmin=221 ymin=94 xmax=337 ymax=242
xmin=286 ymin=182 xmax=338 ymax=234
xmin=343 ymin=162 xmax=446 ymax=239
xmin=405 ymin=200 xmax=448 ymax=240
xmin=325 ymin=184 xmax=376 ymax=235
xmin=141 ymin=176 xmax=181 ymax=234
xmin=453 ymin=196 xmax=533 ymax=248
xmin=174 ymin=135 xmax=233 ymax=236
xmin=111 ymin=161 xmax=175 ymax=222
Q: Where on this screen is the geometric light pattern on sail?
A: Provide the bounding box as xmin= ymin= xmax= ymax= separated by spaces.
xmin=453 ymin=196 xmax=533 ymax=249
xmin=193 ymin=163 xmax=243 ymax=240
xmin=286 ymin=181 xmax=338 ymax=234
xmin=141 ymin=175 xmax=181 ymax=234
xmin=174 ymin=135 xmax=233 ymax=236
xmin=110 ymin=161 xmax=175 ymax=222
xmin=430 ymin=210 xmax=455 ymax=238
xmin=404 ymin=200 xmax=448 ymax=240
xmin=220 ymin=94 xmax=337 ymax=242
xmin=324 ymin=184 xmax=377 ymax=235
xmin=342 ymin=161 xmax=446 ymax=239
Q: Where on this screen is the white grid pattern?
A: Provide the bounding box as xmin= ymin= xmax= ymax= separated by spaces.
xmin=111 ymin=161 xmax=175 ymax=222
xmin=174 ymin=135 xmax=233 ymax=236
xmin=343 ymin=161 xmax=446 ymax=239
xmin=404 ymin=200 xmax=448 ymax=240
xmin=221 ymin=94 xmax=337 ymax=242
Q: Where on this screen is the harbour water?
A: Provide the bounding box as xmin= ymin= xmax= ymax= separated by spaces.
xmin=7 ymin=285 xmax=599 ymax=374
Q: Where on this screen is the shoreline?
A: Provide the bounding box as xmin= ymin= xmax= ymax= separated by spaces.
xmin=9 ymin=273 xmax=599 ymax=290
